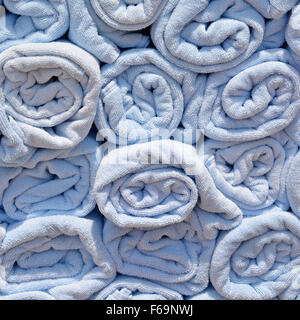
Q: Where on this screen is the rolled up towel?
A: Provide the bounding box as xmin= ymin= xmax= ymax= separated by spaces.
xmin=0 ymin=135 xmax=101 ymax=222
xmin=245 ymin=0 xmax=297 ymax=19
xmin=95 ymin=49 xmax=199 ymax=145
xmin=183 ymin=49 xmax=300 ymax=142
xmin=286 ymin=4 xmax=300 ymax=66
xmin=68 ymin=0 xmax=150 ymax=64
xmin=286 ymin=151 xmax=300 ymax=218
xmin=210 ymin=208 xmax=300 ymax=300
xmin=0 ymin=41 xmax=100 ymax=167
xmin=89 ymin=0 xmax=167 ymax=31
xmin=187 ymin=285 xmax=225 ymax=300
xmin=94 ymin=140 xmax=242 ymax=229
xmin=0 ymin=213 xmax=116 ymax=300
xmin=103 ymin=210 xmax=216 ymax=296
xmin=94 ymin=276 xmax=183 ymax=300
xmin=151 ymin=0 xmax=265 ymax=73
xmin=204 ymin=137 xmax=286 ymax=211
xmin=0 ymin=0 xmax=69 ymax=51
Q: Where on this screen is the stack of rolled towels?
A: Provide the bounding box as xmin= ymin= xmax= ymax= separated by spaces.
xmin=1 ymin=0 xmax=300 ymax=300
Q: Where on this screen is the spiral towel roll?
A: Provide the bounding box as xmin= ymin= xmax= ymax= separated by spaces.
xmin=0 ymin=135 xmax=101 ymax=222
xmin=0 ymin=41 xmax=100 ymax=167
xmin=210 ymin=208 xmax=300 ymax=300
xmin=94 ymin=139 xmax=242 ymax=229
xmin=183 ymin=49 xmax=300 ymax=143
xmin=0 ymin=0 xmax=69 ymax=51
xmin=0 ymin=213 xmax=116 ymax=300
xmin=95 ymin=48 xmax=200 ymax=145
xmin=67 ymin=0 xmax=150 ymax=64
xmin=103 ymin=210 xmax=216 ymax=296
xmin=95 ymin=276 xmax=183 ymax=300
xmin=151 ymin=0 xmax=265 ymax=73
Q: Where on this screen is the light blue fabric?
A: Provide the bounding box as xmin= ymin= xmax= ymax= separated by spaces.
xmin=103 ymin=209 xmax=216 ymax=296
xmin=187 ymin=285 xmax=226 ymax=300
xmin=0 ymin=0 xmax=69 ymax=52
xmin=0 ymin=135 xmax=101 ymax=223
xmin=183 ymin=49 xmax=300 ymax=143
xmin=286 ymin=4 xmax=300 ymax=66
xmin=210 ymin=207 xmax=300 ymax=300
xmin=94 ymin=276 xmax=183 ymax=300
xmin=151 ymin=0 xmax=265 ymax=73
xmin=245 ymin=0 xmax=297 ymax=19
xmin=94 ymin=140 xmax=242 ymax=229
xmin=0 ymin=213 xmax=116 ymax=300
xmin=67 ymin=0 xmax=150 ymax=64
xmin=0 ymin=41 xmax=100 ymax=167
xmin=95 ymin=48 xmax=200 ymax=145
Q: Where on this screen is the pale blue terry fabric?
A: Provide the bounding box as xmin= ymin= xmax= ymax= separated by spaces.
xmin=183 ymin=49 xmax=300 ymax=143
xmin=210 ymin=207 xmax=300 ymax=300
xmin=286 ymin=5 xmax=300 ymax=66
xmin=94 ymin=139 xmax=242 ymax=229
xmin=0 ymin=41 xmax=100 ymax=167
xmin=0 ymin=0 xmax=69 ymax=52
xmin=95 ymin=48 xmax=200 ymax=145
xmin=67 ymin=0 xmax=150 ymax=64
xmin=187 ymin=285 xmax=226 ymax=300
xmin=245 ymin=0 xmax=297 ymax=19
xmin=0 ymin=135 xmax=101 ymax=223
xmin=151 ymin=0 xmax=265 ymax=73
xmin=0 ymin=213 xmax=116 ymax=300
xmin=94 ymin=276 xmax=183 ymax=300
xmin=103 ymin=210 xmax=216 ymax=296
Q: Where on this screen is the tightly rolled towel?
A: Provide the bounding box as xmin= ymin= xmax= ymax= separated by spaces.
xmin=0 ymin=0 xmax=69 ymax=51
xmin=245 ymin=0 xmax=297 ymax=19
xmin=204 ymin=137 xmax=286 ymax=211
xmin=210 ymin=208 xmax=300 ymax=300
xmin=151 ymin=0 xmax=265 ymax=73
xmin=183 ymin=49 xmax=300 ymax=142
xmin=94 ymin=276 xmax=183 ymax=300
xmin=0 ymin=135 xmax=101 ymax=222
xmin=89 ymin=0 xmax=167 ymax=31
xmin=0 ymin=42 xmax=100 ymax=167
xmin=286 ymin=5 xmax=300 ymax=66
xmin=95 ymin=49 xmax=199 ymax=145
xmin=68 ymin=0 xmax=150 ymax=64
xmin=94 ymin=140 xmax=242 ymax=229
xmin=103 ymin=210 xmax=216 ymax=296
xmin=0 ymin=214 xmax=116 ymax=300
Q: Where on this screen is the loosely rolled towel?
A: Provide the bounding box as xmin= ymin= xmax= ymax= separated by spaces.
xmin=95 ymin=49 xmax=199 ymax=145
xmin=245 ymin=0 xmax=297 ymax=19
xmin=94 ymin=276 xmax=183 ymax=300
xmin=89 ymin=0 xmax=167 ymax=31
xmin=0 ymin=213 xmax=116 ymax=300
xmin=204 ymin=137 xmax=286 ymax=211
xmin=183 ymin=49 xmax=300 ymax=142
xmin=286 ymin=4 xmax=300 ymax=66
xmin=94 ymin=140 xmax=242 ymax=229
xmin=210 ymin=207 xmax=300 ymax=300
xmin=0 ymin=0 xmax=69 ymax=51
xmin=103 ymin=210 xmax=216 ymax=296
xmin=0 ymin=135 xmax=101 ymax=222
xmin=0 ymin=41 xmax=100 ymax=167
xmin=151 ymin=0 xmax=265 ymax=73
xmin=67 ymin=0 xmax=150 ymax=64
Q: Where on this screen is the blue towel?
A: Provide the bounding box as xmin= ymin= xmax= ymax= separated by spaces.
xmin=0 ymin=135 xmax=101 ymax=223
xmin=0 ymin=41 xmax=100 ymax=167
xmin=94 ymin=276 xmax=183 ymax=300
xmin=0 ymin=213 xmax=116 ymax=300
xmin=103 ymin=209 xmax=216 ymax=296
xmin=187 ymin=285 xmax=226 ymax=300
xmin=0 ymin=291 xmax=55 ymax=300
xmin=95 ymin=48 xmax=200 ymax=145
xmin=94 ymin=140 xmax=242 ymax=229
xmin=245 ymin=0 xmax=297 ymax=19
xmin=210 ymin=207 xmax=300 ymax=300
xmin=183 ymin=48 xmax=300 ymax=143
xmin=286 ymin=5 xmax=300 ymax=66
xmin=151 ymin=0 xmax=265 ymax=73
xmin=204 ymin=137 xmax=286 ymax=211
xmin=0 ymin=0 xmax=69 ymax=52
xmin=67 ymin=0 xmax=150 ymax=64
